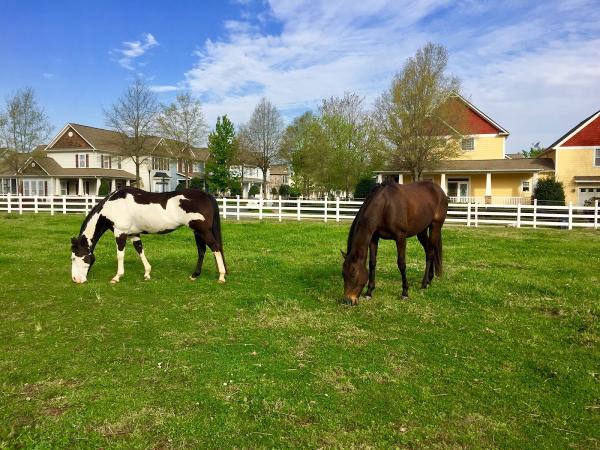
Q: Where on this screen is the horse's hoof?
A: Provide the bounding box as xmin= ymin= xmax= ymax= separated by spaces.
xmin=364 ymin=295 xmax=372 ymax=301
xmin=144 ymin=275 xmax=151 ymax=281
xmin=110 ymin=278 xmax=119 ymax=284
xmin=218 ymin=279 xmax=226 ymax=284
xmin=189 ymin=276 xmax=197 ymax=281
xmin=401 ymin=295 xmax=409 ymax=301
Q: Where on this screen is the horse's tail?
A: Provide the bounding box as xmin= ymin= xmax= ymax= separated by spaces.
xmin=210 ymin=194 xmax=227 ymax=273
xmin=433 ymin=231 xmax=443 ymax=277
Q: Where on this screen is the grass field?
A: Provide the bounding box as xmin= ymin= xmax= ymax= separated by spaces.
xmin=0 ymin=214 xmax=599 ymax=449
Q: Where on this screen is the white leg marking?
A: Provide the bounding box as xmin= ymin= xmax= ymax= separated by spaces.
xmin=214 ymin=251 xmax=226 ymax=283
xmin=131 ymin=236 xmax=152 ymax=280
xmin=111 ymin=249 xmax=125 ymax=284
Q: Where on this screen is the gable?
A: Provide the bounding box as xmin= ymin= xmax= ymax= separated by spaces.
xmin=444 ymin=96 xmax=508 ymax=136
xmin=463 ymin=106 xmax=502 ymax=134
xmin=22 ymin=160 xmax=48 ymax=176
xmin=48 ymin=126 xmax=93 ymax=150
xmin=562 ymin=114 xmax=600 ymax=147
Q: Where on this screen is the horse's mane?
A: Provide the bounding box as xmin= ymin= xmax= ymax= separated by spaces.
xmin=346 ymin=182 xmax=388 ymax=253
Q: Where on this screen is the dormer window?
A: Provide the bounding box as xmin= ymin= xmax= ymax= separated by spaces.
xmin=461 ymin=138 xmax=475 ymax=151
xmin=76 ymin=154 xmax=88 ymax=168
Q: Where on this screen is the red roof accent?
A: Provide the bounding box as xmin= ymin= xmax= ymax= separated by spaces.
xmin=463 ymin=106 xmax=502 ymax=134
xmin=562 ymin=114 xmax=600 ymax=146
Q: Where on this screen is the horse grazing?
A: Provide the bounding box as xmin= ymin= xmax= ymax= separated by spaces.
xmin=70 ymin=187 xmax=226 ymax=284
xmin=342 ymin=180 xmax=447 ymax=305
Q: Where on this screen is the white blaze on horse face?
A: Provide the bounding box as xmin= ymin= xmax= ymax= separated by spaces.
xmin=214 ymin=251 xmax=226 ymax=283
xmin=71 ymin=252 xmax=90 ymax=283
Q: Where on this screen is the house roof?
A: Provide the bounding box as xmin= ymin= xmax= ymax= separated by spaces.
xmin=451 ymin=94 xmax=510 ymax=136
xmin=24 ymin=156 xmax=136 ymax=179
xmin=505 ymin=152 xmax=525 ymax=159
xmin=270 ymin=164 xmax=289 ymax=175
xmin=377 ymin=158 xmax=554 ymax=174
xmin=546 ymin=110 xmax=600 ymax=150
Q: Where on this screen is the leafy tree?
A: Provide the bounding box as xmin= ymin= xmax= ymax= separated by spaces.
xmin=375 ymin=42 xmax=464 ymax=181
xmin=189 ymin=177 xmax=204 ymax=190
xmin=533 ymin=178 xmax=565 ymax=205
xmin=98 ymin=179 xmax=110 ymax=196
xmin=521 ymin=142 xmax=544 ymax=158
xmin=229 ymin=180 xmax=242 ymax=197
xmin=278 ymin=184 xmax=291 ymax=198
xmin=206 ymin=115 xmax=236 ymax=194
xmin=0 ymin=87 xmax=53 ymax=193
xmin=248 ymin=184 xmax=260 ymax=197
xmin=354 ymin=176 xmax=377 ymax=199
xmin=156 ymin=92 xmax=208 ymax=187
xmin=104 ymin=78 xmax=159 ymax=187
xmin=238 ymin=98 xmax=284 ymax=193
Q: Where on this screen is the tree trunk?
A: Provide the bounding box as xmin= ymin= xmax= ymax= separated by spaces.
xmin=186 ymin=159 xmax=191 ymax=188
xmin=135 ymin=161 xmax=141 ymax=188
xmin=262 ymin=167 xmax=268 ymax=198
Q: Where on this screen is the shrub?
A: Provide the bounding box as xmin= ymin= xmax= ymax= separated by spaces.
xmin=271 ymin=187 xmax=278 ymax=196
xmin=248 ymin=184 xmax=260 ymax=197
xmin=229 ymin=180 xmax=242 ymax=197
xmin=288 ymin=185 xmax=302 ymax=198
xmin=189 ymin=177 xmax=204 ymax=190
xmin=175 ymin=182 xmax=185 ymax=191
xmin=98 ymin=179 xmax=110 ymax=196
xmin=278 ymin=184 xmax=291 ymax=198
xmin=533 ymin=178 xmax=565 ymax=205
xmin=354 ymin=176 xmax=377 ymax=199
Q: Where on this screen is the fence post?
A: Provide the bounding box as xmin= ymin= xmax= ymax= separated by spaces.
xmin=84 ymin=195 xmax=89 ymax=215
xmin=236 ymin=195 xmax=240 ymax=221
xmin=336 ymin=197 xmax=340 ymax=222
xmin=595 ymin=199 xmax=598 ymax=230
xmin=324 ymin=195 xmax=328 ymax=223
xmin=62 ymin=196 xmax=67 ymax=214
xmin=474 ymin=202 xmax=478 ymax=227
xmin=276 ymin=195 xmax=282 ymax=222
xmin=50 ymin=195 xmax=54 ymax=216
xmin=259 ymin=195 xmax=263 ymax=220
xmin=533 ymin=198 xmax=537 ymax=229
xmin=7 ymin=193 xmax=11 ymax=213
xmin=18 ymin=194 xmax=22 ymax=215
xmin=297 ymin=198 xmax=301 ymax=221
xmin=517 ymin=202 xmax=521 ymax=228
xmin=222 ymin=196 xmax=227 ymax=219
xmin=34 ymin=195 xmax=38 ymax=213
xmin=467 ymin=201 xmax=471 ymax=227
xmin=568 ymin=202 xmax=573 ymax=230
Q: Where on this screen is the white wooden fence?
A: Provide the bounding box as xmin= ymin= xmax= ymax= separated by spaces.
xmin=0 ymin=194 xmax=598 ymax=230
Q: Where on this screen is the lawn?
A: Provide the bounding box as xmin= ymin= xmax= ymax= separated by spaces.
xmin=0 ymin=214 xmax=599 ymax=449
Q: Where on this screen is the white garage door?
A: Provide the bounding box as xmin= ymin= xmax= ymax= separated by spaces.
xmin=578 ymin=186 xmax=600 ymax=205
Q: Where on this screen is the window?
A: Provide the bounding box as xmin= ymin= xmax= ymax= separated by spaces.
xmin=153 ymin=157 xmax=170 ymax=171
xmin=23 ymin=180 xmax=47 ymax=196
xmin=101 ymin=155 xmax=112 ymax=169
xmin=461 ymin=138 xmax=475 ymax=151
xmin=0 ymin=178 xmax=17 ymax=194
xmin=521 ymin=180 xmax=530 ymax=193
xmin=60 ymin=180 xmax=68 ymax=195
xmin=76 ymin=154 xmax=88 ymax=168
xmin=116 ymin=156 xmax=122 ymax=169
xmin=595 ymin=148 xmax=600 ymax=167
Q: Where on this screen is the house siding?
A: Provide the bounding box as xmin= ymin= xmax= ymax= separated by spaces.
xmin=556 ymin=147 xmax=600 ymax=204
xmin=457 ymin=136 xmax=505 ymax=160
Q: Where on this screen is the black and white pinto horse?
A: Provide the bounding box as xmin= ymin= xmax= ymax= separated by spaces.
xmin=71 ymin=187 xmax=226 ymax=284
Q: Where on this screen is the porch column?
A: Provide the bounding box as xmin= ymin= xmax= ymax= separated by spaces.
xmin=376 ymin=173 xmax=383 ymax=183
xmin=78 ymin=178 xmax=84 ymax=196
xmin=111 ymin=179 xmax=116 ymax=191
xmin=440 ymin=173 xmax=447 ymax=193
xmin=398 ymin=173 xmax=404 ymax=184
xmin=95 ymin=179 xmax=100 ymax=195
xmin=126 ymin=180 xmax=130 ymax=186
xmin=485 ymin=172 xmax=492 ymax=204
xmin=55 ymin=179 xmax=61 ymax=195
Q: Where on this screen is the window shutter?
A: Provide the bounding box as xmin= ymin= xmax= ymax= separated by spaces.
xmin=109 ymin=156 xmax=112 ymax=169
xmin=86 ymin=154 xmax=89 ymax=167
xmin=76 ymin=154 xmax=79 ymax=168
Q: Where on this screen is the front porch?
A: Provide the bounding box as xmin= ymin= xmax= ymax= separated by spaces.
xmin=56 ymin=177 xmax=131 ymax=196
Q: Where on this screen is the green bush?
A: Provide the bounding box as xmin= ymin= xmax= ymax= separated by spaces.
xmin=354 ymin=176 xmax=377 ymax=199
xmin=248 ymin=184 xmax=260 ymax=197
xmin=175 ymin=182 xmax=185 ymax=191
xmin=533 ymin=178 xmax=565 ymax=205
xmin=229 ymin=180 xmax=242 ymax=197
xmin=278 ymin=184 xmax=291 ymax=198
xmin=98 ymin=179 xmax=110 ymax=196
xmin=271 ymin=187 xmax=278 ymax=196
xmin=189 ymin=177 xmax=204 ymax=190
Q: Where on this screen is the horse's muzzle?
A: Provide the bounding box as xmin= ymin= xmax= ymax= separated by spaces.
xmin=72 ymin=276 xmax=87 ymax=284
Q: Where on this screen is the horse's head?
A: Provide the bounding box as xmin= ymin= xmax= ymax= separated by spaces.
xmin=71 ymin=236 xmax=95 ymax=283
xmin=341 ymin=250 xmax=368 ymax=305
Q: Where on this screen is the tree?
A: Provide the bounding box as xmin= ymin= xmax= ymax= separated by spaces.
xmin=0 ymin=87 xmax=53 ymax=193
xmin=238 ymin=98 xmax=284 ymax=193
xmin=98 ymin=179 xmax=110 ymax=196
xmin=533 ymin=178 xmax=565 ymax=205
xmin=375 ymin=42 xmax=464 ymax=181
xmin=206 ymin=115 xmax=236 ymax=194
xmin=156 ymin=92 xmax=208 ymax=187
xmin=231 ymin=136 xmax=257 ymax=192
xmin=104 ymin=78 xmax=159 ymax=187
xmin=354 ymin=176 xmax=377 ymax=199
xmin=521 ymin=142 xmax=544 ymax=158
xmin=248 ymin=184 xmax=260 ymax=197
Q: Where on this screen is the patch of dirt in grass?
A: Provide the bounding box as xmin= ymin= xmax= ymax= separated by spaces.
xmin=254 ymin=304 xmax=331 ymax=332
xmin=535 ymin=306 xmax=567 ymax=318
xmin=318 ymin=367 xmax=356 ymax=394
xmin=335 ymin=324 xmax=373 ymax=347
xmin=94 ymin=407 xmax=175 ymax=438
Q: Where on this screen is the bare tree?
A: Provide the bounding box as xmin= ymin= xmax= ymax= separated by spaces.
xmin=104 ymin=78 xmax=159 ymax=187
xmin=238 ymin=98 xmax=284 ymax=193
xmin=375 ymin=42 xmax=465 ymax=181
xmin=0 ymin=87 xmax=53 ymax=193
xmin=156 ymin=92 xmax=208 ymax=187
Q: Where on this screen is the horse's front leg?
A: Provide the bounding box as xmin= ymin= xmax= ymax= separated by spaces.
xmin=111 ymin=232 xmax=127 ymax=284
xmin=131 ymin=235 xmax=151 ymax=280
xmin=365 ymin=235 xmax=379 ymax=300
xmin=395 ymin=236 xmax=409 ymax=299
xmin=190 ymin=232 xmax=206 ymax=280
xmin=417 ymin=229 xmax=432 ymax=289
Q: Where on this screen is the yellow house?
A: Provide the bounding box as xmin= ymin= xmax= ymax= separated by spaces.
xmin=539 ymin=110 xmax=600 ymax=205
xmin=376 ymin=95 xmax=554 ymax=204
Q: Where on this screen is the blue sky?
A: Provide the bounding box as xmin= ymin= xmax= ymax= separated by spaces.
xmin=1 ymin=0 xmax=599 ymax=152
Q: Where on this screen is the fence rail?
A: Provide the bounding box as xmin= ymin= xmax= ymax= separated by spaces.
xmin=0 ymin=194 xmax=598 ymax=230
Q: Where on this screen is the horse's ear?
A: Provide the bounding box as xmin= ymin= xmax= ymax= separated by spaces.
xmin=340 ymin=250 xmax=347 ymax=259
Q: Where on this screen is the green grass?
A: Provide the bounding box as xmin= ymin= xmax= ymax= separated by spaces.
xmin=0 ymin=214 xmax=599 ymax=449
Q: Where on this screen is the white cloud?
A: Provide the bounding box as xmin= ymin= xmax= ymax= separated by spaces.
xmin=149 ymin=84 xmax=181 ymax=93
xmin=42 ymin=73 xmax=54 ymax=79
xmin=113 ymin=33 xmax=159 ymax=70
xmin=157 ymin=0 xmax=600 ymax=151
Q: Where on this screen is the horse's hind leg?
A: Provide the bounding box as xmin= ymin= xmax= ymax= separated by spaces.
xmin=190 ymin=232 xmax=207 ymax=281
xmin=111 ymin=232 xmax=127 ymax=284
xmin=190 ymin=224 xmax=226 ymax=283
xmin=365 ymin=234 xmax=379 ymax=299
xmin=131 ymin=235 xmax=152 ymax=280
xmin=417 ymin=229 xmax=433 ymax=288
xmin=395 ymin=236 xmax=409 ymax=299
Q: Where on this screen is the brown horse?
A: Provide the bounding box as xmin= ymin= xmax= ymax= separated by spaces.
xmin=342 ymin=180 xmax=447 ymax=305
